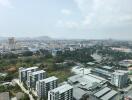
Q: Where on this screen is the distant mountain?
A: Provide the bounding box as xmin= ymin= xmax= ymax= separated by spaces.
xmin=34 ymin=36 xmax=52 ymax=40
xmin=0 ymin=36 xmax=53 ymax=42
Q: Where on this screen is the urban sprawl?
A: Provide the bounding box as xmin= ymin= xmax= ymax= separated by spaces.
xmin=0 ymin=37 xmax=132 ymax=100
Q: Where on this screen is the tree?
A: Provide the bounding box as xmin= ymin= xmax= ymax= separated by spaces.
xmin=20 ymin=93 xmax=30 ymax=100
xmin=23 ymin=51 xmax=33 ymax=56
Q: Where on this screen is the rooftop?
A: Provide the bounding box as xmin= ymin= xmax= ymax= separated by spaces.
xmin=21 ymin=66 xmax=38 ymax=72
xmin=100 ymin=90 xmax=117 ymax=100
xmin=94 ymin=87 xmax=111 ymax=98
xmin=116 ymin=70 xmax=128 ymax=73
xmin=73 ymin=87 xmax=87 ymax=100
xmin=102 ymin=66 xmax=113 ymax=70
xmin=113 ymin=70 xmax=128 ymax=75
xmin=68 ymin=74 xmax=106 ymax=90
xmin=32 ymin=70 xmax=45 ymax=75
xmin=93 ymin=68 xmax=111 ymax=76
xmin=68 ymin=75 xmax=82 ymax=83
xmin=71 ymin=66 xmax=91 ymax=75
xmin=39 ymin=76 xmax=58 ymax=83
xmin=50 ymin=84 xmax=73 ymax=94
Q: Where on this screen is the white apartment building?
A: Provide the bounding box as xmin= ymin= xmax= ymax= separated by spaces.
xmin=19 ymin=67 xmax=38 ymax=83
xmin=27 ymin=70 xmax=46 ymax=89
xmin=36 ymin=76 xmax=58 ymax=99
xmin=48 ymin=84 xmax=73 ymax=100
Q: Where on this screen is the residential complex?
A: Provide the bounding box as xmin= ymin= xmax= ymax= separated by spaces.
xmin=27 ymin=70 xmax=46 ymax=89
xmin=19 ymin=67 xmax=73 ymax=100
xmin=17 ymin=64 xmax=130 ymax=100
xmin=36 ymin=76 xmax=58 ymax=98
xmin=19 ymin=67 xmax=38 ymax=83
xmin=48 ymin=84 xmax=73 ymax=100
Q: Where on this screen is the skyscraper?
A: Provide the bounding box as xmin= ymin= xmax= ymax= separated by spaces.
xmin=8 ymin=37 xmax=16 ymax=50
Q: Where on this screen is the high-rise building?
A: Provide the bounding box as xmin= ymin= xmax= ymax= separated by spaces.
xmin=19 ymin=67 xmax=38 ymax=83
xmin=48 ymin=84 xmax=73 ymax=100
xmin=27 ymin=70 xmax=46 ymax=89
xmin=111 ymin=70 xmax=128 ymax=88
xmin=8 ymin=37 xmax=16 ymax=50
xmin=36 ymin=76 xmax=58 ymax=99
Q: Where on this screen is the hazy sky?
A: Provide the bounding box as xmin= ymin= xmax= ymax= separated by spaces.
xmin=0 ymin=0 xmax=132 ymax=39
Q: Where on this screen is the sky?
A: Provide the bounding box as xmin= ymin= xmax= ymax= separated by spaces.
xmin=0 ymin=0 xmax=132 ymax=40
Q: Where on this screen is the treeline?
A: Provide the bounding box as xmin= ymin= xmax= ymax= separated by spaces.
xmin=55 ymin=48 xmax=94 ymax=63
xmin=0 ymin=50 xmax=53 ymax=70
xmin=97 ymin=47 xmax=132 ymax=61
xmin=0 ymin=49 xmax=52 ymax=59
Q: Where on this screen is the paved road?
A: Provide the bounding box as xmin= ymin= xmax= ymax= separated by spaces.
xmin=13 ymin=79 xmax=34 ymax=100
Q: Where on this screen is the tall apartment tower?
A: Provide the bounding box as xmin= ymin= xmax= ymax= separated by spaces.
xmin=8 ymin=37 xmax=16 ymax=50
xmin=27 ymin=70 xmax=46 ymax=90
xmin=111 ymin=70 xmax=128 ymax=88
xmin=36 ymin=76 xmax=58 ymax=99
xmin=19 ymin=67 xmax=38 ymax=83
xmin=48 ymin=84 xmax=73 ymax=100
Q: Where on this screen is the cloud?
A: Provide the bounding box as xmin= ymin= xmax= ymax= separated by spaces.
xmin=61 ymin=9 xmax=72 ymax=16
xmin=119 ymin=15 xmax=132 ymax=22
xmin=74 ymin=0 xmax=94 ymax=14
xmin=56 ymin=20 xmax=79 ymax=29
xmin=73 ymin=0 xmax=132 ymax=32
xmin=0 ymin=0 xmax=12 ymax=8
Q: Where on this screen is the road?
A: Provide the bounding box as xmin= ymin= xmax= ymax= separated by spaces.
xmin=13 ymin=79 xmax=34 ymax=100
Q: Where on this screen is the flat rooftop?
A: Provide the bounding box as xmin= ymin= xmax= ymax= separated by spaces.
xmin=88 ymin=74 xmax=106 ymax=81
xmin=21 ymin=66 xmax=38 ymax=72
xmin=73 ymin=87 xmax=87 ymax=100
xmin=39 ymin=76 xmax=58 ymax=83
xmin=68 ymin=75 xmax=81 ymax=83
xmin=101 ymin=90 xmax=117 ymax=100
xmin=93 ymin=68 xmax=111 ymax=76
xmin=94 ymin=87 xmax=111 ymax=98
xmin=102 ymin=66 xmax=113 ymax=70
xmin=50 ymin=84 xmax=73 ymax=94
xmin=83 ymin=74 xmax=102 ymax=83
xmin=69 ymin=74 xmax=106 ymax=83
xmin=68 ymin=74 xmax=106 ymax=90
xmin=113 ymin=70 xmax=128 ymax=75
xmin=116 ymin=70 xmax=128 ymax=73
xmin=32 ymin=70 xmax=45 ymax=75
xmin=71 ymin=66 xmax=91 ymax=75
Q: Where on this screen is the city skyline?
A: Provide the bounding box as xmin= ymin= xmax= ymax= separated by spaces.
xmin=0 ymin=0 xmax=132 ymax=40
